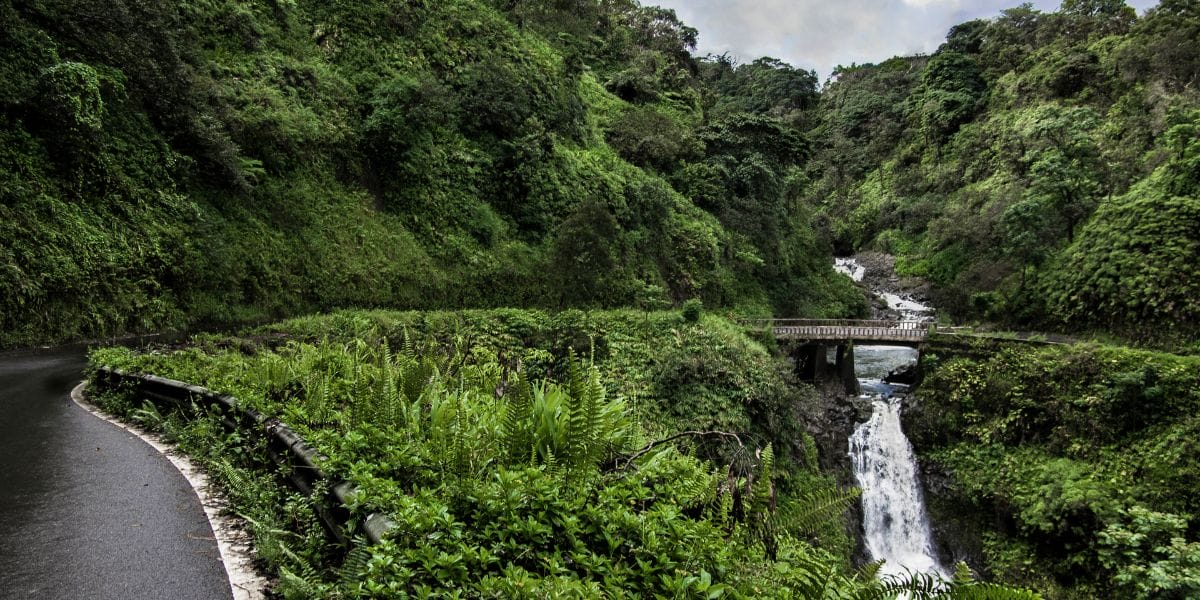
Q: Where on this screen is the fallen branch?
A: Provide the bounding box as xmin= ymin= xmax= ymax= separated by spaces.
xmin=612 ymin=430 xmax=744 ymax=471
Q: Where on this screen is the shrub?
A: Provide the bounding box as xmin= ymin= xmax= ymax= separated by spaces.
xmin=681 ymin=297 xmax=702 ymax=322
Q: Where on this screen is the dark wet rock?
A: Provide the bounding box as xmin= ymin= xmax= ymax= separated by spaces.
xmin=800 ymin=382 xmax=876 ymax=566
xmin=844 ymin=252 xmax=935 ymax=321
xmin=855 ymin=252 xmax=932 ymax=299
xmin=920 ymin=460 xmax=989 ymax=576
xmin=884 ymin=362 xmax=919 ymax=385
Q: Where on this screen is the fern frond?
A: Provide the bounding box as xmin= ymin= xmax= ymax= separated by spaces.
xmin=877 ymin=571 xmax=945 ymax=600
xmin=338 ymin=540 xmax=373 ymax=587
xmin=941 ymin=582 xmax=1043 ymax=600
xmin=453 ymin=389 xmax=468 ymax=474
xmin=579 ymin=367 xmax=604 ymax=468
xmin=503 ymin=374 xmax=534 ymax=464
xmin=857 ymin=560 xmax=885 ymax=583
xmin=403 ymin=358 xmax=432 ymax=404
xmin=783 ymin=486 xmax=861 ymax=538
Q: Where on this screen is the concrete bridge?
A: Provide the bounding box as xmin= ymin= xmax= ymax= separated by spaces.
xmin=741 ymin=319 xmax=934 ymax=394
xmin=742 ymin=319 xmax=932 ymax=346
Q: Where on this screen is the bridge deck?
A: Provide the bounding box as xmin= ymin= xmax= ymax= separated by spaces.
xmin=742 ymin=319 xmax=932 ymax=343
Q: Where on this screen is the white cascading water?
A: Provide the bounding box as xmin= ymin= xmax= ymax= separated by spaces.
xmin=849 ymin=397 xmax=946 ymax=579
xmin=836 ymin=256 xmax=946 ymax=579
xmin=834 ymin=257 xmax=866 ymax=282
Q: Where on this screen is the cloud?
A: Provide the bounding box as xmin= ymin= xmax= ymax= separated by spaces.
xmin=650 ymin=0 xmax=1159 ymax=79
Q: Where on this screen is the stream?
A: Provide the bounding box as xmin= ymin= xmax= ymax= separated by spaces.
xmin=836 ymin=257 xmax=947 ymax=580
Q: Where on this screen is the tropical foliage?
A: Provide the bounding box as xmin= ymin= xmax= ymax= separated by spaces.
xmin=910 ymin=341 xmax=1200 ymax=598
xmin=808 ymin=1 xmax=1200 ymax=340
xmin=0 ymin=0 xmax=867 ymax=349
xmin=88 ymin=310 xmax=1038 ymax=598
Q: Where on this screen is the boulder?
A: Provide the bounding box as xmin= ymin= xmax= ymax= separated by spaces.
xmin=884 ymin=361 xmax=919 ymax=386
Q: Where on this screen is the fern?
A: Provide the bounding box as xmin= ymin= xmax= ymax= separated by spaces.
xmin=752 ymin=444 xmax=775 ymax=511
xmin=453 ymin=388 xmax=468 ymax=474
xmin=402 ymin=358 xmax=432 ymax=404
xmin=566 ymin=351 xmax=588 ymax=467
xmin=276 ymin=541 xmax=329 ymax=599
xmin=676 ymin=464 xmax=720 ymax=508
xmin=783 ymin=486 xmax=862 ymax=538
xmin=940 ymin=581 xmax=1043 ymax=600
xmin=874 ymin=571 xmax=946 ymax=599
xmin=337 ymin=539 xmax=373 ymax=588
xmin=502 ymin=374 xmax=534 ymax=464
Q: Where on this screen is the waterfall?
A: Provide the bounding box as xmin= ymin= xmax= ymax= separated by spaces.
xmin=834 ymin=257 xmax=866 ymax=282
xmin=850 ymin=396 xmax=946 ymax=579
xmin=836 ymin=256 xmax=945 ymax=579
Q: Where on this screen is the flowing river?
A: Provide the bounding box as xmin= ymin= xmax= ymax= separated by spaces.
xmin=835 ymin=257 xmax=947 ymax=580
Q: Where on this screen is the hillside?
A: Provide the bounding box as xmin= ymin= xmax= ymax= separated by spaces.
xmin=0 ymin=0 xmax=865 ymax=348
xmin=6 ymin=1 xmax=1197 ymax=348
xmin=909 ymin=340 xmax=1200 ymax=598
xmin=808 ymin=0 xmax=1200 ymax=342
xmin=11 ymin=1 xmax=1199 ymax=595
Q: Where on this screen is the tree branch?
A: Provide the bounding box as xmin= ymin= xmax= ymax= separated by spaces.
xmin=612 ymin=430 xmax=744 ymax=471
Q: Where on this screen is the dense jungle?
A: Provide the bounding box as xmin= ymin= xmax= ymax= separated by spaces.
xmin=3 ymin=0 xmax=1199 ymax=597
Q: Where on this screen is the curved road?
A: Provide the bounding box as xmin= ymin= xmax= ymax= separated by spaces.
xmin=0 ymin=346 xmax=231 ymax=599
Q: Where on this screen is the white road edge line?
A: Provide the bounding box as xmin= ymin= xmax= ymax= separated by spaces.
xmin=72 ymin=381 xmax=269 ymax=600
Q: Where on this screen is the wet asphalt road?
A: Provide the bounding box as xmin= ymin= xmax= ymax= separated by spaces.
xmin=0 ymin=346 xmax=231 ymax=599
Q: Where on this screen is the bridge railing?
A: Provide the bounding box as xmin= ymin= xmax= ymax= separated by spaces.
xmin=738 ymin=319 xmax=934 ymax=340
xmin=739 ymin=319 xmax=933 ymax=331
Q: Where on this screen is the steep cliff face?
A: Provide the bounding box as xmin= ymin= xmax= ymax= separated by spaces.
xmin=903 ymin=393 xmax=989 ymax=574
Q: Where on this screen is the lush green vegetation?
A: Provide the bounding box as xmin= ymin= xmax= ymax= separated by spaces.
xmin=6 ymin=0 xmax=1195 ymax=346
xmin=910 ymin=340 xmax=1200 ymax=599
xmin=9 ymin=0 xmax=1199 ymax=595
xmin=809 ymin=0 xmax=1200 ymax=341
xmin=0 ymin=0 xmax=870 ymax=349
xmin=88 ymin=309 xmax=1037 ymax=597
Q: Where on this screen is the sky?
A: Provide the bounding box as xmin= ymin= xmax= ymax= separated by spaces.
xmin=650 ymin=0 xmax=1161 ymax=79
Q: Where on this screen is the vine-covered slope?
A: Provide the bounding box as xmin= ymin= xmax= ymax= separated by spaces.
xmin=910 ymin=340 xmax=1200 ymax=598
xmin=809 ymin=1 xmax=1200 ymax=341
xmin=5 ymin=1 xmax=1196 ymax=347
xmin=0 ymin=0 xmax=866 ymax=348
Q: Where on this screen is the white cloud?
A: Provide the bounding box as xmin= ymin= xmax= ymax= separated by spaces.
xmin=901 ymin=0 xmax=961 ymax=7
xmin=650 ymin=0 xmax=1160 ymax=78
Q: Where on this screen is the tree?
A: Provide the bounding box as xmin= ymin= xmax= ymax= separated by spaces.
xmin=550 ymin=200 xmax=623 ymax=306
xmin=1060 ymin=0 xmax=1137 ymax=39
xmin=1117 ymin=0 xmax=1200 ymax=91
xmin=705 ymin=56 xmax=819 ymax=124
xmin=1020 ymin=104 xmax=1104 ymax=243
xmin=979 ymin=3 xmax=1050 ymax=76
xmin=605 ymin=106 xmax=703 ymax=172
xmin=1001 ymin=197 xmax=1054 ymax=290
xmin=943 ymin=19 xmax=989 ymax=55
xmin=912 ymin=50 xmax=986 ymax=143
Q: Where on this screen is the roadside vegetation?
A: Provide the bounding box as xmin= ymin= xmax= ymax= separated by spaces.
xmin=89 ymin=309 xmax=1037 ymax=597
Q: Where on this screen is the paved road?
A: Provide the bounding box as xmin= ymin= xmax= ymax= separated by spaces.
xmin=0 ymin=346 xmax=232 ymax=599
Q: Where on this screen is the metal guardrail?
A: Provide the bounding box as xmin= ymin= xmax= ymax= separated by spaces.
xmin=92 ymin=367 xmax=393 ymax=546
